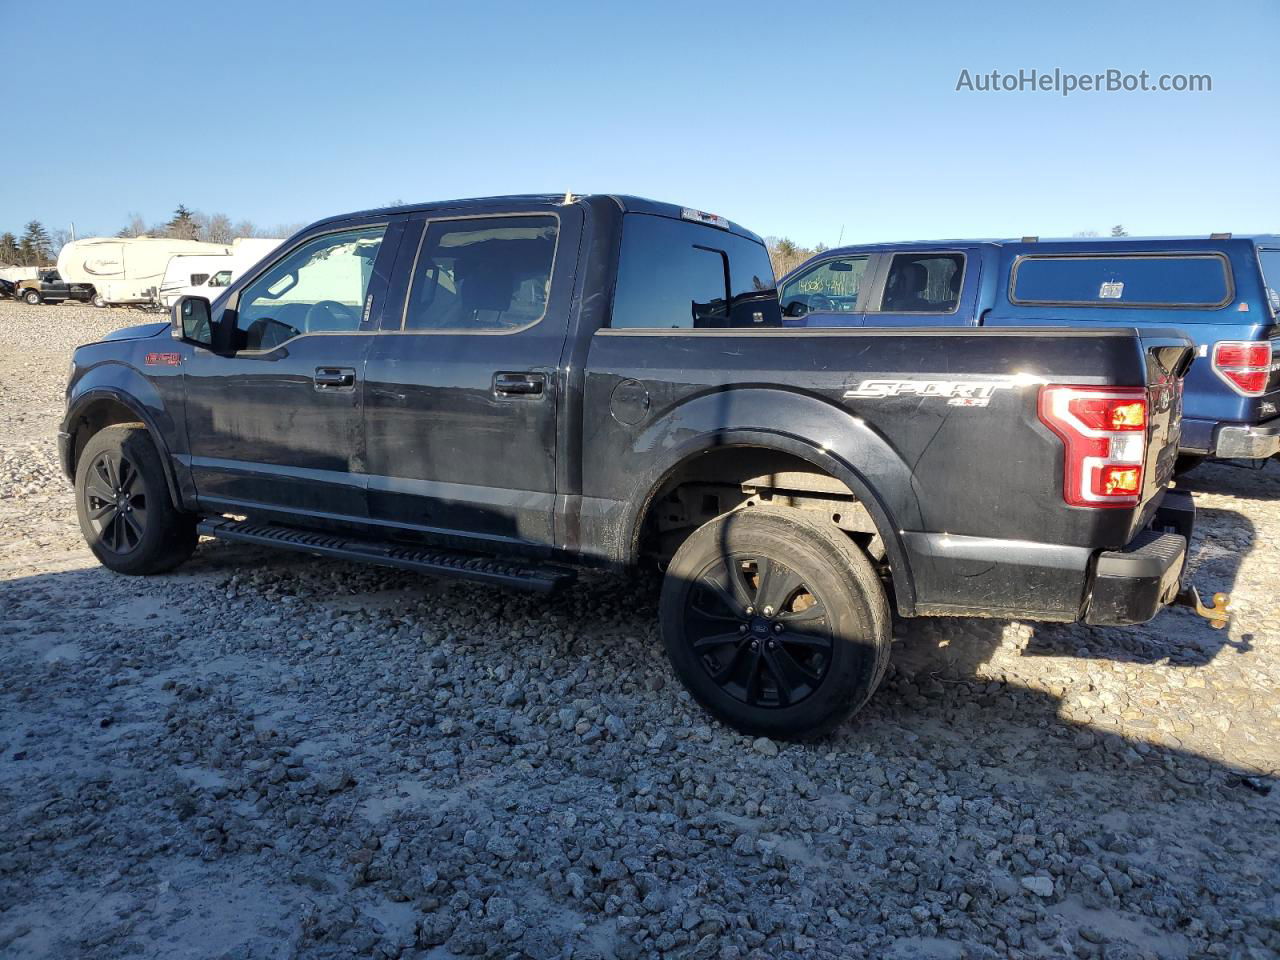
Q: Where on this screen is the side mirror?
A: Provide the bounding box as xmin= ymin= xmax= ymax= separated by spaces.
xmin=172 ymin=295 xmax=213 ymax=346
xmin=783 ymin=300 xmax=808 ymax=318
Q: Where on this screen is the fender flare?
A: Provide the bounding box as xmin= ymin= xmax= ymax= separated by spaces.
xmin=622 ymin=426 xmax=918 ymax=616
xmin=63 ymin=386 xmax=183 ymax=509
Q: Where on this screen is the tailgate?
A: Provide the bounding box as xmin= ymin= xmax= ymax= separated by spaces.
xmin=1137 ymin=331 xmax=1194 ymax=523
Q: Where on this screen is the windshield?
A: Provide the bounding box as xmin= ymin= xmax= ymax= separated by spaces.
xmin=1259 ymin=250 xmax=1280 ymax=315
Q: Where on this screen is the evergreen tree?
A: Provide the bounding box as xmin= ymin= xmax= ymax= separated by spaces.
xmin=167 ymin=204 xmax=199 ymax=240
xmin=0 ymin=232 xmax=19 ymax=264
xmin=1110 ymin=224 xmax=1129 ymax=237
xmin=19 ymin=220 xmax=51 ymax=266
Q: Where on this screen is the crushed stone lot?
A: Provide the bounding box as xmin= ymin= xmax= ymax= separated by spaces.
xmin=0 ymin=300 xmax=1277 ymax=960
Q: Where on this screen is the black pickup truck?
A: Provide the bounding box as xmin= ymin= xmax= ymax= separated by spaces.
xmin=19 ymin=270 xmax=97 ymax=306
xmin=59 ymin=194 xmax=1219 ymax=738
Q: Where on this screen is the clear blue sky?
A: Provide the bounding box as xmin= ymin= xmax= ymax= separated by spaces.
xmin=4 ymin=0 xmax=1277 ymax=246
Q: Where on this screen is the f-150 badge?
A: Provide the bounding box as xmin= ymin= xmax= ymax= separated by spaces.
xmin=843 ymin=379 xmax=1017 ymax=407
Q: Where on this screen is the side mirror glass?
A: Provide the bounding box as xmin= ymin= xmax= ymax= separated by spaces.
xmin=783 ymin=300 xmax=808 ymax=318
xmin=173 ymin=295 xmax=213 ymax=346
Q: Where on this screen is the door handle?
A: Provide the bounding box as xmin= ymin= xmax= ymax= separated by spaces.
xmin=493 ymin=372 xmax=545 ymax=397
xmin=314 ymin=367 xmax=356 ymax=390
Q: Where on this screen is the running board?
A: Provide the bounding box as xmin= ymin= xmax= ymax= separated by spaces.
xmin=197 ymin=518 xmax=576 ymax=593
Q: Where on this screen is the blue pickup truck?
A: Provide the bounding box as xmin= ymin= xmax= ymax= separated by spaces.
xmin=779 ymin=235 xmax=1280 ymax=468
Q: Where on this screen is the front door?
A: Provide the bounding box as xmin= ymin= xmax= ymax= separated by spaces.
xmin=778 ymin=254 xmax=873 ymax=327
xmin=363 ymin=206 xmax=582 ymax=551
xmin=181 ymin=220 xmax=400 ymax=522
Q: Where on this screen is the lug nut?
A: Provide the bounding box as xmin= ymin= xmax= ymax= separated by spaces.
xmin=773 ymin=623 xmax=783 ymax=633
xmin=745 ymin=605 xmax=754 ymax=616
xmin=739 ymin=624 xmax=748 ymax=634
xmin=750 ymin=640 xmax=758 ymax=650
xmin=767 ymin=640 xmax=775 ymax=649
xmin=763 ymin=605 xmax=774 ymax=616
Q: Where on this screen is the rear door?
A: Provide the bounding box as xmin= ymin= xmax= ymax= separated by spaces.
xmin=362 ymin=205 xmax=583 ymax=551
xmin=863 ymin=250 xmax=976 ymax=327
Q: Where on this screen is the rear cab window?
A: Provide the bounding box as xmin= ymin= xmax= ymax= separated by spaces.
xmin=1011 ymin=254 xmax=1233 ymax=308
xmin=610 ymin=214 xmax=779 ymax=329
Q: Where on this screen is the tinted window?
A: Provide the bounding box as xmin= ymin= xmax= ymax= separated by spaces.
xmin=1258 ymin=250 xmax=1280 ymax=314
xmin=236 ymin=226 xmax=385 ymax=351
xmin=403 ymin=216 xmax=557 ymax=332
xmin=1012 ymin=254 xmax=1231 ymax=307
xmin=611 ymin=214 xmax=778 ymax=329
xmin=878 ymin=253 xmax=964 ymax=313
xmin=779 ymin=256 xmax=869 ymax=317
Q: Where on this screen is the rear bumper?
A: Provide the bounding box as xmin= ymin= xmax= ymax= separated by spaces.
xmin=1181 ymin=416 xmax=1280 ymax=459
xmin=1084 ymin=489 xmax=1194 ymax=625
xmin=1214 ymin=417 xmax=1280 ymax=460
xmin=905 ymin=491 xmax=1194 ymax=626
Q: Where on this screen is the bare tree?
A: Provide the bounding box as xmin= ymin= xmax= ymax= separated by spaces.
xmin=765 ymin=237 xmax=823 ymax=278
xmin=206 ymin=213 xmax=234 ymax=244
xmin=48 ymin=228 xmax=71 ymax=259
xmin=118 ymin=212 xmax=149 ymax=238
xmin=232 ymin=219 xmax=259 ymax=239
xmin=1073 ymin=230 xmax=1101 ymax=237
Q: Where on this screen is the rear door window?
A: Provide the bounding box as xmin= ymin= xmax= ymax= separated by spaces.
xmin=1011 ymin=254 xmax=1232 ymax=307
xmin=875 ymin=253 xmax=965 ymax=313
xmin=403 ymin=215 xmax=558 ymax=332
xmin=610 ymin=214 xmax=778 ymax=329
xmin=779 ymin=256 xmax=870 ymax=318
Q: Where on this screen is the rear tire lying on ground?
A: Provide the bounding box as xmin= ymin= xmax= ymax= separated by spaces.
xmin=74 ymin=425 xmax=197 ymax=575
xmin=660 ymin=505 xmax=891 ymax=740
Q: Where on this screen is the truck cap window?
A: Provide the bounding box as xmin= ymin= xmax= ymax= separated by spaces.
xmin=1011 ymin=254 xmax=1232 ymax=307
xmin=779 ymin=256 xmax=869 ymax=318
xmin=404 ymin=216 xmax=557 ymax=332
xmin=234 ymin=226 xmax=386 ymax=351
xmin=611 ymin=214 xmax=779 ymax=329
xmin=1258 ymin=250 xmax=1280 ymax=315
xmin=877 ymin=253 xmax=964 ymax=313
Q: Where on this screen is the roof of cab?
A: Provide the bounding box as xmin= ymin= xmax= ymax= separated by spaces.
xmin=812 ymin=234 xmax=1280 ymax=257
xmin=313 ymin=193 xmax=765 ymax=244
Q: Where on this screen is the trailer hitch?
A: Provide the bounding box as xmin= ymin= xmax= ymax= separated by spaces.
xmin=1175 ymin=586 xmax=1232 ymax=629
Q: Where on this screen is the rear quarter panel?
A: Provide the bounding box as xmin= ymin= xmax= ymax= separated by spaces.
xmin=582 ymin=327 xmax=1162 ymax=551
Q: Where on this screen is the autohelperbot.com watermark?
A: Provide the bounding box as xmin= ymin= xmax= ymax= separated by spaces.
xmin=955 ymin=68 xmax=1212 ymax=96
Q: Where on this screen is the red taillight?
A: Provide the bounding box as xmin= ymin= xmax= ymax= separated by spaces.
xmin=1038 ymin=386 xmax=1149 ymax=508
xmin=1212 ymin=340 xmax=1273 ymax=397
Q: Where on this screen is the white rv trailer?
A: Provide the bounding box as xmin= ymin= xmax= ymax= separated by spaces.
xmin=157 ymin=238 xmax=284 ymax=307
xmin=57 ymin=237 xmax=234 ymax=306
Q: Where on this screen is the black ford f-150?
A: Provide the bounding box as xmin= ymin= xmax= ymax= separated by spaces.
xmin=59 ymin=194 xmax=1223 ymax=737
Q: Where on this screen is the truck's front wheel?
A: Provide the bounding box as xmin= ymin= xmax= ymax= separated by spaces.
xmin=74 ymin=425 xmax=197 ymax=575
xmin=660 ymin=505 xmax=891 ymax=740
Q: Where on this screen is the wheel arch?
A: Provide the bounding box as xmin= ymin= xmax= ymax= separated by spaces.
xmin=625 ymin=427 xmax=918 ymax=616
xmin=63 ymin=388 xmax=182 ymax=508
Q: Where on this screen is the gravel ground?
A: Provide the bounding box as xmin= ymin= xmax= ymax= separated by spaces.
xmin=1 ymin=300 xmax=1277 ymax=960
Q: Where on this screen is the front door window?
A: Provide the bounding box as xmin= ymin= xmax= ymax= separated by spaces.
xmin=779 ymin=257 xmax=869 ymax=318
xmin=234 ymin=227 xmax=386 ymax=351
